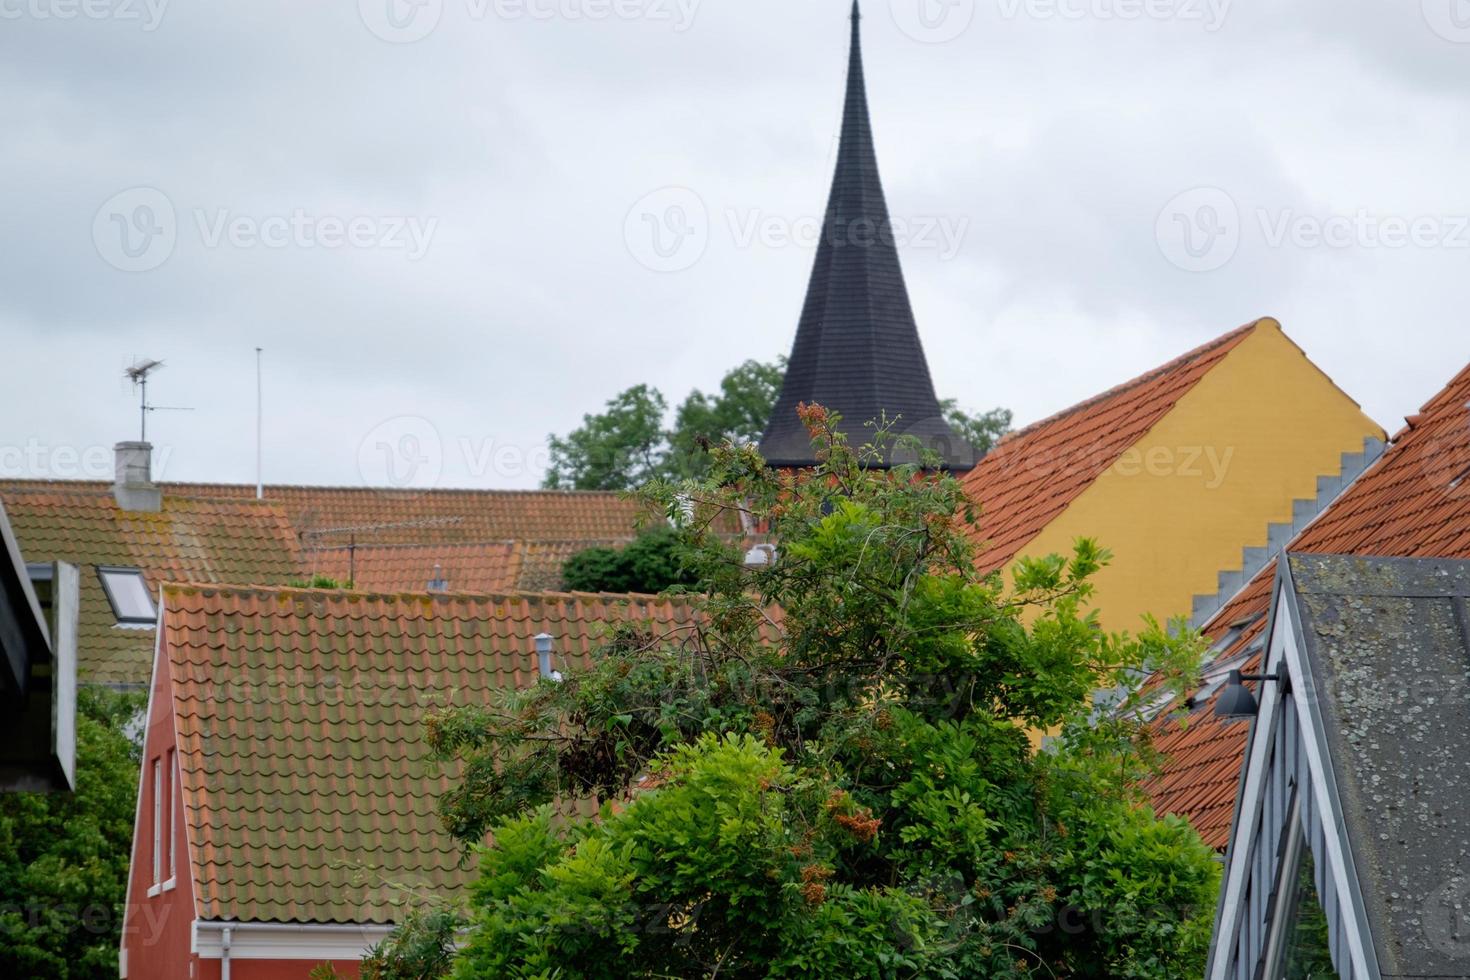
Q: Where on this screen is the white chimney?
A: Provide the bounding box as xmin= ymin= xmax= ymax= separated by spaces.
xmin=534 ymin=633 xmax=562 ymax=682
xmin=112 ymin=442 xmax=161 ymax=513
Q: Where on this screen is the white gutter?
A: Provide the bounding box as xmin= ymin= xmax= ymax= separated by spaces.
xmin=197 ymin=922 xmax=391 ymax=934
xmin=193 ymin=919 xmax=396 ymax=963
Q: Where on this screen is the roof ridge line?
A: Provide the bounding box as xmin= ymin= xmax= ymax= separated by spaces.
xmin=2 ymin=478 xmax=634 ymax=499
xmin=158 ymin=582 xmax=702 ymax=604
xmin=298 ymin=539 xmax=520 ymax=553
xmin=996 ymin=319 xmax=1263 ymax=446
xmin=170 ymin=482 xmax=633 ymax=498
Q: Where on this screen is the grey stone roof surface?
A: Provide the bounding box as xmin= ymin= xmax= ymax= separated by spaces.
xmin=758 ymin=3 xmax=975 ymax=471
xmin=0 ymin=500 xmax=48 ymax=697
xmin=1288 ymin=553 xmax=1470 ymax=977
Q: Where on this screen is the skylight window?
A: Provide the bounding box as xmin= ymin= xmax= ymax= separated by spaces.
xmin=98 ymin=567 xmax=156 ymax=626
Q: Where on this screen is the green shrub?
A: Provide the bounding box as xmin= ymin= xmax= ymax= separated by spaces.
xmin=560 ymin=528 xmax=700 ymax=595
xmin=0 ymin=688 xmax=145 ymax=979
xmin=409 ymin=409 xmax=1220 ymax=979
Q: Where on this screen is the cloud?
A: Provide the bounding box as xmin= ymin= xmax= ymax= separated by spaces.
xmin=0 ymin=0 xmax=1464 ymax=488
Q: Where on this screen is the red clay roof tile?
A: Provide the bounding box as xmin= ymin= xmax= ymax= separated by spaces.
xmin=0 ymin=482 xmax=654 ymax=545
xmin=0 ymin=489 xmax=304 ymax=683
xmin=300 ymin=540 xmax=523 ymax=594
xmin=962 ymin=322 xmax=1258 ymax=573
xmin=1144 ymin=361 xmax=1470 ymax=848
xmin=159 ymin=583 xmax=783 ymax=925
xmin=167 ymin=484 xmax=654 ymax=545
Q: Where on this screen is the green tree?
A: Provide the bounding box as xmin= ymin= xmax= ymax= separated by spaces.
xmin=416 ymin=409 xmax=1217 ymax=979
xmin=0 ymin=688 xmax=144 ymax=980
xmin=543 ymin=359 xmax=784 ymax=491
xmin=544 ymin=359 xmax=1011 ymax=489
xmin=544 ymin=384 xmax=670 ymax=491
xmin=560 ymin=528 xmax=702 ymax=595
xmin=666 ymin=358 xmax=786 ymax=479
xmin=941 ymin=400 xmax=1013 ymax=457
xmin=289 ymin=574 xmax=353 ymax=590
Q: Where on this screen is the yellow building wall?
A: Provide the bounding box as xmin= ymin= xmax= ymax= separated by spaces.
xmin=1011 ymin=319 xmax=1385 ymax=635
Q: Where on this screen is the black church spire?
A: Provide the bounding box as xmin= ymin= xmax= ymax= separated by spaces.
xmin=758 ymin=2 xmax=975 ymax=471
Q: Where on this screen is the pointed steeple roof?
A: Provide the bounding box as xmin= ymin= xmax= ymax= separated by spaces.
xmin=759 ymin=2 xmax=975 ymax=471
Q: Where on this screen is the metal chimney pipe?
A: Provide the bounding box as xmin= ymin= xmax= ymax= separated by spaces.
xmin=534 ymin=633 xmax=561 ymax=682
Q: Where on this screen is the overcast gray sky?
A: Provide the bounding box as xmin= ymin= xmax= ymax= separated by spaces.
xmin=2 ymin=0 xmax=1467 ymax=490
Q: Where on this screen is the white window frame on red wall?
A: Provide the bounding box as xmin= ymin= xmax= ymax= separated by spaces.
xmin=147 ymin=758 xmax=162 ymax=897
xmin=163 ymin=749 xmax=176 ymax=891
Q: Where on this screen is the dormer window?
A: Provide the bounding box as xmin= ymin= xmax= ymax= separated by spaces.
xmin=98 ymin=567 xmax=156 ymax=626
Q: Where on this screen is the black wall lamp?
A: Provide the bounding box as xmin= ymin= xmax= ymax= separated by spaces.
xmin=1214 ymin=669 xmax=1288 ymax=721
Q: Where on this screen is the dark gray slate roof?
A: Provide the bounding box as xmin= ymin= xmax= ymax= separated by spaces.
xmin=1287 ymin=553 xmax=1470 ymax=978
xmin=758 ymin=3 xmax=975 ymax=472
xmin=0 ymin=501 xmax=47 ymax=698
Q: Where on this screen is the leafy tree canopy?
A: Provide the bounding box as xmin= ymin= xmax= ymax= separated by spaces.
xmin=560 ymin=528 xmax=702 ymax=595
xmin=396 ymin=409 xmax=1217 ymax=980
xmin=0 ymin=688 xmax=144 ymax=980
xmin=544 ymin=383 xmax=670 ymax=492
xmin=543 ymin=358 xmax=1011 ymax=490
xmin=940 ymin=400 xmax=1013 ymax=458
xmin=666 ymin=358 xmax=786 ymax=480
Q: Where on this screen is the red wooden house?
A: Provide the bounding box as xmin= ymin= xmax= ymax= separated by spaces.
xmin=119 ymin=583 xmax=741 ymax=978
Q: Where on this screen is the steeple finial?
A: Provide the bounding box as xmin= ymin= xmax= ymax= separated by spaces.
xmin=757 ymin=3 xmax=976 ymax=472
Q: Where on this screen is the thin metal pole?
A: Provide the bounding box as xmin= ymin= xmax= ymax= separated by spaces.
xmin=255 ymin=347 xmax=264 ymax=500
xmin=140 ymin=375 xmax=148 ymax=442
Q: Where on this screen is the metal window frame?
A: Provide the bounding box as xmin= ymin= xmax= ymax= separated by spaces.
xmin=1258 ymin=788 xmax=1306 ymax=979
xmin=96 ymin=566 xmax=156 ymax=625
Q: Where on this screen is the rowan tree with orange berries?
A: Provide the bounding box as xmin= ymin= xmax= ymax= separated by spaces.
xmin=382 ymin=408 xmax=1218 ymax=979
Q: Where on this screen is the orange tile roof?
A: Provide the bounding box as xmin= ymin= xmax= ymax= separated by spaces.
xmin=171 ymin=484 xmax=655 ymax=545
xmin=0 ymin=489 xmax=304 ymax=684
xmin=1141 ymin=572 xmax=1272 ymax=847
xmin=0 ymin=482 xmax=653 ymax=639
xmin=300 ymin=540 xmax=524 ymax=594
xmin=1144 ymin=360 xmax=1470 ymax=847
xmin=0 ymin=482 xmax=655 ymax=546
xmin=159 ymin=583 xmax=784 ymax=925
xmin=962 ymin=322 xmax=1259 ymax=573
xmin=513 ymin=538 xmax=631 ymax=592
xmin=298 ymin=538 xmax=643 ymax=595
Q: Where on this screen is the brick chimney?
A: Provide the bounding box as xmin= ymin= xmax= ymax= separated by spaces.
xmin=113 ymin=442 xmax=161 ymax=513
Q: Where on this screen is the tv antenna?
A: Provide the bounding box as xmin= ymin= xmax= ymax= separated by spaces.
xmin=124 ymin=359 xmax=193 ymax=442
